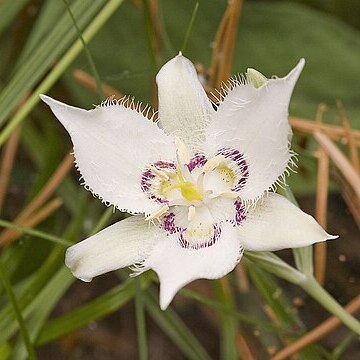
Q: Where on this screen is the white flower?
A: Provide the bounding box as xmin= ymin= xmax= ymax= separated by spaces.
xmin=41 ymin=53 xmax=336 ymax=310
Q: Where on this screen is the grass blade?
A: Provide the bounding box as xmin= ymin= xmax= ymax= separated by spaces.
xmin=0 ymin=260 xmax=36 ymax=360
xmin=63 ymin=0 xmax=104 ymax=101
xmin=145 ymin=289 xmax=211 ymax=360
xmin=0 ymin=0 xmax=125 ymax=147
xmin=0 ymin=219 xmax=71 ymax=247
xmin=0 ymin=0 xmax=29 ymax=36
xmin=36 ymin=276 xmax=151 ymax=345
xmin=135 ymin=277 xmax=148 ymax=360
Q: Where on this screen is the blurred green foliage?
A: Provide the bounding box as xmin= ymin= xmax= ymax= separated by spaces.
xmin=0 ymin=1 xmax=359 ymax=358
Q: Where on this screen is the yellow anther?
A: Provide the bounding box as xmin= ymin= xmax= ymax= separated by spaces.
xmin=187 ymin=205 xmax=196 ymax=221
xmin=203 ymin=155 xmax=225 ymax=172
xmin=145 ymin=204 xmax=169 ymax=221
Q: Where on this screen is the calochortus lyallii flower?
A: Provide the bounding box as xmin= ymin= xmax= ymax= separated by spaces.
xmin=41 ymin=53 xmax=336 ymax=310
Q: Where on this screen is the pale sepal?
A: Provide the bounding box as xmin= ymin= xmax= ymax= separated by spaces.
xmin=65 ymin=216 xmax=162 ymax=282
xmin=156 ymin=53 xmax=214 ymax=155
xmin=205 ymin=59 xmax=305 ymax=202
xmin=144 ymin=223 xmax=243 ymax=310
xmin=40 ymin=95 xmax=175 ymax=215
xmin=238 ymin=193 xmax=337 ymax=251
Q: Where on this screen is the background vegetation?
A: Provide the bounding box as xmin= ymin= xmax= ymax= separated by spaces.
xmin=0 ymin=0 xmax=359 ymax=359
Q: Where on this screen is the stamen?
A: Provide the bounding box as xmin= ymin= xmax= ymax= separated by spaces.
xmin=196 ymin=172 xmax=204 ymax=190
xmin=146 ymin=164 xmax=169 ymax=180
xmin=145 ymin=204 xmax=169 ymax=221
xmin=203 ymin=155 xmax=225 ymax=172
xmin=174 ymin=136 xmax=190 ymax=164
xmin=187 ymin=205 xmax=196 ymax=221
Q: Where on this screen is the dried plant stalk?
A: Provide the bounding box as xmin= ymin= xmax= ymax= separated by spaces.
xmin=0 ymin=198 xmax=63 ymax=246
xmin=290 ymin=117 xmax=360 ymax=143
xmin=209 ymin=0 xmax=243 ymax=87
xmin=336 ymin=100 xmax=360 ymax=173
xmin=73 ymin=70 xmax=124 ymax=99
xmin=331 ymin=168 xmax=360 ymax=229
xmin=236 ymin=334 xmax=257 ymax=360
xmin=314 ymin=145 xmax=330 ymax=285
xmin=235 ymin=261 xmax=249 ymax=292
xmin=0 ymin=153 xmax=74 ymax=246
xmin=272 ymin=295 xmax=360 ymax=360
xmin=313 ymin=132 xmax=360 ymax=198
xmin=0 ymin=127 xmax=21 ymax=214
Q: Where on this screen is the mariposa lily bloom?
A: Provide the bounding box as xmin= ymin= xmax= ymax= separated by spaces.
xmin=41 ymin=53 xmax=335 ymax=310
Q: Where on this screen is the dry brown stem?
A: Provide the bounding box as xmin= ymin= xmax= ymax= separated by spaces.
xmin=313 ymin=132 xmax=360 ymax=199
xmin=236 ymin=335 xmax=257 ymax=360
xmin=0 ymin=198 xmax=63 ymax=246
xmin=209 ymin=0 xmax=243 ymax=87
xmin=0 ymin=126 xmax=21 ymax=214
xmin=235 ymin=263 xmax=249 ymax=292
xmin=290 ymin=117 xmax=360 ymax=143
xmin=73 ymin=70 xmax=124 ymax=99
xmin=0 ymin=153 xmax=74 ymax=246
xmin=272 ymin=295 xmax=360 ymax=360
xmin=314 ymin=145 xmax=329 ymax=285
xmin=336 ymin=100 xmax=360 ymax=173
xmin=331 ymin=168 xmax=360 ymax=229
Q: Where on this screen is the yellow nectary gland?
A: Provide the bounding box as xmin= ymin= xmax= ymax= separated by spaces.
xmin=217 ymin=164 xmax=236 ymax=184
xmin=160 ymin=167 xmax=203 ymax=202
xmin=180 ymin=181 xmax=203 ymax=201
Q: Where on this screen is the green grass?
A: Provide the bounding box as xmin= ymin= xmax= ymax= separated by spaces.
xmin=0 ymin=0 xmax=359 ymax=358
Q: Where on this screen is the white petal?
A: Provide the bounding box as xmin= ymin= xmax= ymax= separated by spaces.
xmin=144 ymin=223 xmax=242 ymax=309
xmin=238 ymin=193 xmax=337 ymax=251
xmin=205 ymin=60 xmax=305 ymax=201
xmin=156 ymin=53 xmax=214 ymax=154
xmin=65 ymin=216 xmax=161 ymax=282
xmin=41 ymin=95 xmax=175 ymax=215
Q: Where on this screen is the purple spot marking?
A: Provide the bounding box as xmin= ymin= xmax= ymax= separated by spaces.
xmin=160 ymin=212 xmax=223 ymax=250
xmin=234 ymin=199 xmax=246 ymax=226
xmin=217 ymin=147 xmax=249 ymax=191
xmin=140 ymin=169 xmax=154 ymax=192
xmin=187 ymin=154 xmax=207 ymax=172
xmin=160 ymin=212 xmax=181 ymax=234
xmin=154 ymin=160 xmax=176 ymax=170
xmin=140 ymin=160 xmax=176 ymax=203
xmin=179 ymin=224 xmax=222 ymax=250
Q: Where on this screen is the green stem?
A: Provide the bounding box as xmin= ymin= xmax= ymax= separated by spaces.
xmin=89 ymin=207 xmax=115 ymax=236
xmin=245 ymin=251 xmax=360 ymax=335
xmin=301 ymin=276 xmax=360 ymax=335
xmin=142 ymin=0 xmax=160 ymax=70
xmin=0 ymin=219 xmax=70 ymax=246
xmin=0 ymin=0 xmax=124 ymax=147
xmin=63 ymin=0 xmax=104 ymax=101
xmin=0 ymin=261 xmax=36 ymax=360
xmin=181 ymin=2 xmax=199 ymax=53
xmin=135 ymin=278 xmax=148 ymax=360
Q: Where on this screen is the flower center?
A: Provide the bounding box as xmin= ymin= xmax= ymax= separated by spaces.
xmin=161 ymin=167 xmax=203 ymax=202
xmin=140 ymin=140 xmax=248 ymax=247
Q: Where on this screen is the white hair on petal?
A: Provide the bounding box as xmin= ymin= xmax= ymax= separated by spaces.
xmin=210 ymin=72 xmax=250 ymax=109
xmin=95 ymin=95 xmax=157 ymax=120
